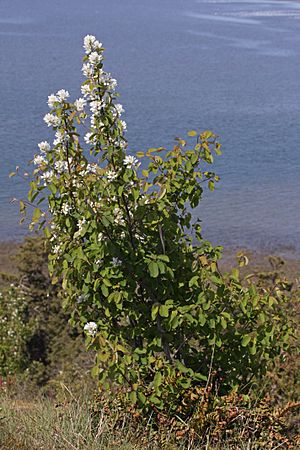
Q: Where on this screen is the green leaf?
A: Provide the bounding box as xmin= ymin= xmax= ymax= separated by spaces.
xmin=153 ymin=372 xmax=162 ymax=389
xmin=157 ymin=187 xmax=167 ymax=200
xmin=241 ymin=334 xmax=251 ymax=347
xmin=101 ymin=284 xmax=109 ymax=297
xmin=159 ymin=305 xmax=170 ymax=318
xmin=149 ymin=395 xmax=162 ymax=406
xmin=137 ymin=392 xmax=146 ymax=405
xmin=210 ymin=275 xmax=222 ymax=286
xmin=157 ymin=254 xmax=169 ymax=262
xmin=151 ymin=304 xmax=159 ymax=321
xmin=189 ymin=276 xmax=199 ymax=287
xmin=208 ymin=180 xmax=215 ymax=191
xmin=32 ymin=208 xmax=42 ymax=222
xmin=148 ymin=261 xmax=159 ymax=278
xmin=221 ymin=317 xmax=227 ymax=329
xmin=129 ymin=391 xmax=137 ymax=404
xmin=176 ymin=361 xmax=189 ymax=374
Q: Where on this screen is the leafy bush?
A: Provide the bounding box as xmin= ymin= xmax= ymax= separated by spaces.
xmin=0 ymin=237 xmax=92 ymax=387
xmin=0 ymin=284 xmax=33 ymax=376
xmin=19 ymin=35 xmax=293 ymax=419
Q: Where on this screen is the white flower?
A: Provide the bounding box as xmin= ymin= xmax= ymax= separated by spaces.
xmin=62 ymin=203 xmax=71 ymax=215
xmin=115 ymin=104 xmax=124 ymax=116
xmin=81 ymin=84 xmax=92 ymax=97
xmin=40 ymin=170 xmax=54 ymax=184
xmin=123 ymin=155 xmax=139 ymax=169
xmin=90 ymin=100 xmax=104 ymax=113
xmin=38 ymin=141 xmax=51 ymax=153
xmin=113 ymin=138 xmax=127 ymax=149
xmin=78 ymin=218 xmax=86 ymax=233
xmin=84 ymin=132 xmax=96 ymax=144
xmin=56 ymin=89 xmax=70 ymax=102
xmin=33 ymin=154 xmax=46 ymax=166
xmin=89 ymin=51 xmax=102 ymax=65
xmin=107 ymin=170 xmax=118 ymax=182
xmin=86 ymin=163 xmax=98 ymax=174
xmin=112 ymin=257 xmax=122 ymax=266
xmin=83 ymin=35 xmax=96 ymax=52
xmin=99 ymin=72 xmax=117 ymax=90
xmin=53 ymin=130 xmax=69 ymax=146
xmin=74 ymin=98 xmax=86 ymax=111
xmin=83 ymin=35 xmax=102 ymax=53
xmin=114 ymin=207 xmax=125 ymax=225
xmin=82 ymin=63 xmax=93 ymax=78
xmin=47 ymin=94 xmax=58 ymax=108
xmin=43 ymin=113 xmax=60 ymax=128
xmin=52 ymin=244 xmax=61 ymax=255
xmin=120 ymin=120 xmax=127 ymax=131
xmin=84 ymin=321 xmax=98 ymax=337
xmin=91 ymin=114 xmax=104 ymax=128
xmin=77 ymin=294 xmax=88 ymax=304
xmin=54 ymin=160 xmax=68 ymax=173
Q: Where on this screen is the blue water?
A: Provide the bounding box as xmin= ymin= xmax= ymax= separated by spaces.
xmin=1 ymin=0 xmax=300 ymax=255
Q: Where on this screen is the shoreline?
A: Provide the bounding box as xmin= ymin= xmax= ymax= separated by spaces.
xmin=1 ymin=239 xmax=299 ymax=284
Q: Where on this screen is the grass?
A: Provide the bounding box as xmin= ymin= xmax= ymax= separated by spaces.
xmin=0 ymin=380 xmax=299 ymax=450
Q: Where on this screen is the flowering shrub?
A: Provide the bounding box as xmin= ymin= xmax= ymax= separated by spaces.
xmin=19 ymin=35 xmax=292 ymax=418
xmin=0 ymin=285 xmax=33 ymax=376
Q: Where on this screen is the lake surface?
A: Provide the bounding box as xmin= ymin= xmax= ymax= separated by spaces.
xmin=1 ymin=0 xmax=300 ymax=255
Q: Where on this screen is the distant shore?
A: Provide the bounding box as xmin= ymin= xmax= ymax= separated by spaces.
xmin=1 ymin=239 xmax=299 ymax=285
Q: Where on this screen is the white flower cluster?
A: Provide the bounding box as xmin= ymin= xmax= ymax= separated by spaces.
xmin=52 ymin=244 xmax=61 ymax=255
xmin=53 ymin=130 xmax=70 ymax=147
xmin=77 ymin=218 xmax=86 ymax=233
xmin=83 ymin=35 xmax=102 ymax=54
xmin=38 ymin=141 xmax=51 ymax=153
xmin=114 ymin=103 xmax=124 ymax=117
xmin=44 ymin=113 xmax=60 ymax=128
xmin=84 ymin=321 xmax=98 ymax=337
xmin=106 ymin=170 xmax=118 ymax=182
xmin=84 ymin=132 xmax=97 ymax=145
xmin=61 ymin=203 xmax=72 ymax=215
xmin=123 ymin=155 xmax=139 ymax=169
xmin=54 ymin=160 xmax=68 ymax=173
xmin=47 ymin=89 xmax=70 ymax=108
xmin=77 ymin=294 xmax=88 ymax=304
xmin=120 ymin=120 xmax=127 ymax=131
xmin=33 ymin=154 xmax=47 ymax=166
xmin=40 ymin=170 xmax=54 ymax=185
xmin=74 ymin=98 xmax=86 ymax=111
xmin=114 ymin=207 xmax=125 ymax=226
xmin=80 ymin=35 xmax=128 ymax=153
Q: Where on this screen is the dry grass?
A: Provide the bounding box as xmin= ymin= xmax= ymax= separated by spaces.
xmin=0 ymin=382 xmax=299 ymax=450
